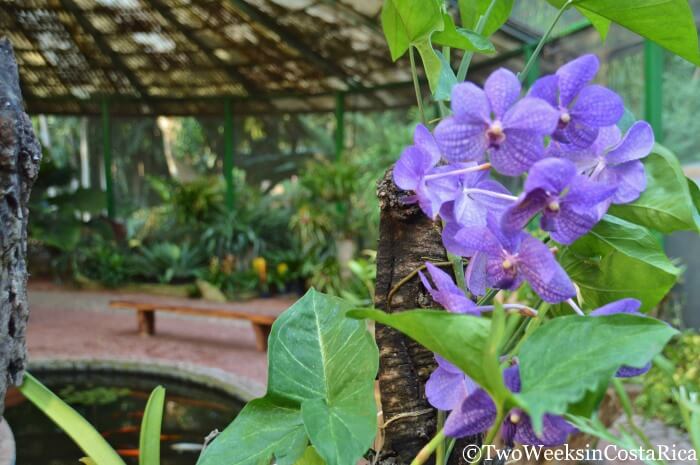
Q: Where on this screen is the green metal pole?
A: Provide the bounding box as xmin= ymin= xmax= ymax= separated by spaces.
xmin=223 ymin=97 xmax=235 ymax=210
xmin=523 ymin=43 xmax=540 ymax=88
xmin=644 ymin=40 xmax=664 ymax=142
xmin=334 ymin=92 xmax=345 ymax=160
xmin=101 ymin=98 xmax=116 ymax=219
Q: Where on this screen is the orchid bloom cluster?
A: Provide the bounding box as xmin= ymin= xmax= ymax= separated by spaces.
xmin=394 ymin=55 xmax=657 ymax=445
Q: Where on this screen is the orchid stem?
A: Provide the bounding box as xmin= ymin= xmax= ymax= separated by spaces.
xmin=409 ymin=46 xmax=427 ymax=124
xmin=463 ymin=188 xmax=518 ymax=202
xmin=519 ymin=0 xmax=573 ymax=83
xmin=436 ymin=411 xmax=446 ymax=465
xmin=566 ymin=298 xmax=585 ymax=316
xmin=457 ymin=0 xmax=498 ymax=81
xmin=479 ymin=303 xmax=539 ymax=317
xmin=411 ymin=429 xmax=446 ymax=465
xmin=423 ymin=163 xmax=492 ymax=181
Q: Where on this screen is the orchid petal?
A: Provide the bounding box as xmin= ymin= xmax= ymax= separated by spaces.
xmin=606 ymin=121 xmax=655 ymax=165
xmin=527 ymin=74 xmax=558 ymax=106
xmin=518 ymin=235 xmax=575 ymax=302
xmin=485 ymin=68 xmax=521 ymax=119
xmin=557 ymin=54 xmax=599 ymax=106
xmin=490 ymin=130 xmax=545 ymax=176
xmin=434 ymin=117 xmax=488 ymax=162
xmin=445 ymin=389 xmax=497 ymax=438
xmin=503 ymin=97 xmax=559 ymax=134
xmin=570 ymin=85 xmax=624 ymax=127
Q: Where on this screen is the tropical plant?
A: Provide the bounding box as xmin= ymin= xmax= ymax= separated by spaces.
xmin=132 ymin=242 xmax=207 ymax=284
xmin=16 ymin=2 xmax=700 ymax=465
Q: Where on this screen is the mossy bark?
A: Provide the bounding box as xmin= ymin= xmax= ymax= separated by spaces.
xmin=0 ymin=38 xmax=42 ymax=414
xmin=374 ymin=167 xmax=478 ymax=465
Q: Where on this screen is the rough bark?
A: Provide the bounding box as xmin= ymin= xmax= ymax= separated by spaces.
xmin=374 ymin=167 xmax=478 ymax=465
xmin=0 ymin=38 xmax=42 ymax=414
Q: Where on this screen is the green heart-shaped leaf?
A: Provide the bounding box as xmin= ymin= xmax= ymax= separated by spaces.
xmin=198 ymin=290 xmax=378 ymax=465
xmin=517 ymin=314 xmax=677 ymax=432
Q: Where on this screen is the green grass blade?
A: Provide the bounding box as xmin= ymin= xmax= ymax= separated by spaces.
xmin=18 ymin=372 xmax=127 ymax=465
xmin=139 ymin=386 xmax=165 ymax=465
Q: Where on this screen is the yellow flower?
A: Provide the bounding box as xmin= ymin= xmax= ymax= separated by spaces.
xmin=252 ymin=257 xmax=267 ymax=282
xmin=277 ymin=262 xmax=289 ymax=276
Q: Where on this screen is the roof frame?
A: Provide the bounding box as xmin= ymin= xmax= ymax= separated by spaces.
xmin=59 ymin=0 xmax=154 ymax=104
xmin=226 ymin=0 xmax=356 ymax=90
xmin=148 ymin=0 xmax=259 ymax=96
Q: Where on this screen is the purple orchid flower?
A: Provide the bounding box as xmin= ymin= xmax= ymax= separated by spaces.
xmin=426 ymin=355 xmax=477 ymax=411
xmin=419 ymin=262 xmax=481 ymax=315
xmin=569 ymin=122 xmax=655 ymax=209
xmin=434 ymin=68 xmax=559 ymax=176
xmin=444 ymin=214 xmax=575 ymax=302
xmin=393 ymin=124 xmax=452 ymax=218
xmin=442 ymin=364 xmax=576 ymax=446
xmin=529 ymin=54 xmax=624 ymax=148
xmin=437 ymin=166 xmax=517 ymax=228
xmin=394 ymin=125 xmax=492 ymax=219
xmin=589 ymin=298 xmax=652 ymax=377
xmin=502 ymin=158 xmax=616 ymax=244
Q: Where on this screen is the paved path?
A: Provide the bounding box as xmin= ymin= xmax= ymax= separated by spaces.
xmin=26 ymin=285 xmax=298 ymax=397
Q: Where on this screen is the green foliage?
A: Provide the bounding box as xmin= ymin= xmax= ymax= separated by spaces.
xmin=347 ymin=309 xmax=510 ymax=406
xmin=560 ymin=215 xmax=680 ymax=311
xmin=77 ymin=239 xmax=133 ymax=288
xmin=132 ymin=242 xmax=206 ymax=284
xmin=516 ymin=314 xmax=677 ymax=432
xmin=139 ymin=386 xmax=165 ymax=465
xmin=198 ymin=290 xmax=378 ymax=465
xmin=546 ymin=0 xmax=700 ymax=65
xmin=18 ymin=373 xmax=127 ymax=465
xmin=610 ymin=145 xmax=700 ymax=233
xmin=381 ymin=0 xmax=493 ymax=92
xmin=637 ymin=331 xmax=700 ymax=428
xmin=459 ymin=0 xmax=514 ymax=36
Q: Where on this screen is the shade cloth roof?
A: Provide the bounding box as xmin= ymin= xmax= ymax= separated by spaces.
xmin=1 ymin=0 xmax=590 ymax=116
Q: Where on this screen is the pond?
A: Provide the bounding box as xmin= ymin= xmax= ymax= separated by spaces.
xmin=5 ymin=369 xmax=245 ymax=465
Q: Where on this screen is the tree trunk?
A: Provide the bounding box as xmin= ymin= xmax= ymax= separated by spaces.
xmin=0 ymin=38 xmax=42 ymax=415
xmin=374 ymin=167 xmax=478 ymax=464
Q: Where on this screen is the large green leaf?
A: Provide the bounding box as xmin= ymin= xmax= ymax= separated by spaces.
xmin=139 ymin=386 xmax=165 ymax=465
xmin=610 ymin=145 xmax=700 ymax=233
xmin=198 ymin=398 xmax=308 ymax=465
xmin=432 ymin=14 xmax=495 ymax=53
xmin=381 ymin=0 xmax=443 ymax=61
xmin=560 ymin=215 xmax=680 ymax=311
xmin=459 ymin=0 xmax=514 ymax=37
xmin=198 ymin=290 xmax=378 ymax=465
xmin=347 ymin=309 xmax=510 ymax=404
xmin=517 ymin=314 xmax=677 ymax=432
xmin=19 ymin=373 xmax=127 ymax=465
xmin=547 ymin=0 xmax=700 ymax=65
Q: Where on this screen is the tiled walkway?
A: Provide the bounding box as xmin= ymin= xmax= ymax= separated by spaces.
xmin=25 ymin=285 xmax=297 ymax=398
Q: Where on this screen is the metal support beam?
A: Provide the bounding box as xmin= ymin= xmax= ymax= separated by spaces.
xmin=644 ymin=40 xmax=664 ymax=142
xmin=101 ymin=98 xmax=116 ymax=219
xmin=224 ymin=98 xmax=235 ymax=210
xmin=523 ymin=43 xmax=540 ymax=88
xmin=334 ymin=92 xmax=345 ymax=159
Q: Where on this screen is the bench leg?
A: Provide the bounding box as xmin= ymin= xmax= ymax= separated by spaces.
xmin=138 ymin=310 xmax=156 ymax=336
xmin=251 ymin=323 xmax=271 ymax=351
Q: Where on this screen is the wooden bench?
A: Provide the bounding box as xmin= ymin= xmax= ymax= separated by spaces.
xmin=109 ymin=298 xmax=278 ymax=351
